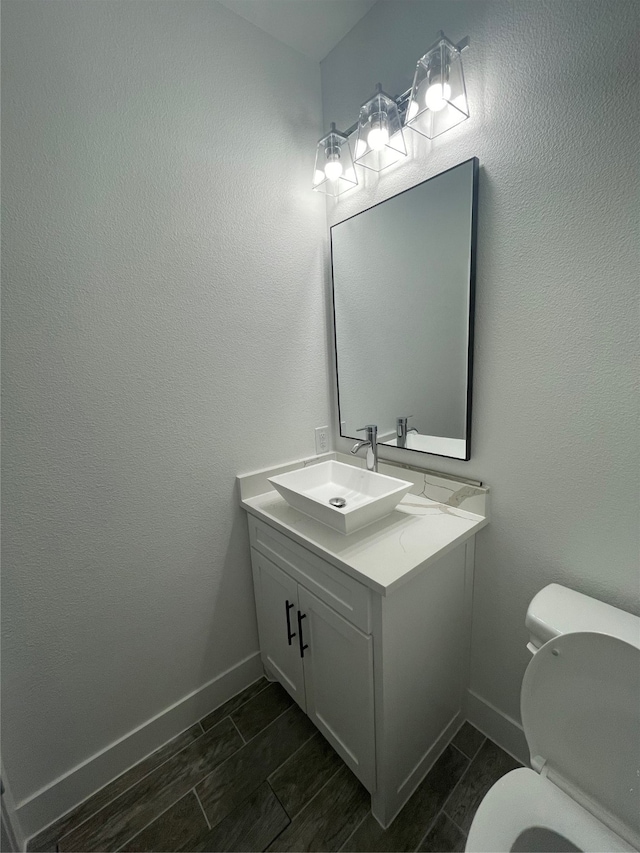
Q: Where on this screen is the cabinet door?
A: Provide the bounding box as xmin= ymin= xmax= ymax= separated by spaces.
xmin=298 ymin=586 xmax=375 ymax=791
xmin=253 ymin=552 xmax=306 ymax=711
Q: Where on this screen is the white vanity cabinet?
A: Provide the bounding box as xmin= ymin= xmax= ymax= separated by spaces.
xmin=249 ymin=518 xmax=376 ymax=791
xmin=240 ymin=455 xmax=489 ymax=828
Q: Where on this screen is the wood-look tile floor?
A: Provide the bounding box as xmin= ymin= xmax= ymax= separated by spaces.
xmin=28 ymin=679 xmax=522 ymax=853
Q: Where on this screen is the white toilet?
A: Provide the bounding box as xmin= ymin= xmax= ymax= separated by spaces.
xmin=467 ymin=583 xmax=640 ymax=853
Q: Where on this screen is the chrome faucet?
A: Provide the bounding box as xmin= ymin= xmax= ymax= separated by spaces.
xmin=396 ymin=415 xmax=418 ymax=449
xmin=351 ymin=424 xmax=378 ymax=472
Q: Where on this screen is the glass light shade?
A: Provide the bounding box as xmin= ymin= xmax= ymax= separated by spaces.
xmin=405 ymin=34 xmax=470 ymax=139
xmin=354 ymin=85 xmax=407 ymax=172
xmin=312 ymin=123 xmax=358 ymax=197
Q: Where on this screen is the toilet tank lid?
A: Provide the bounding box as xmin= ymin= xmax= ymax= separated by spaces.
xmin=525 ymin=584 xmax=640 ymax=650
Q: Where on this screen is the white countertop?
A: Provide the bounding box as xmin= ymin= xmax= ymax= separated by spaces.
xmin=239 ymin=454 xmax=489 ymax=595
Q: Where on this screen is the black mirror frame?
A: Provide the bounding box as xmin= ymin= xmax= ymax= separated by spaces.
xmin=330 ymin=156 xmax=479 ymax=462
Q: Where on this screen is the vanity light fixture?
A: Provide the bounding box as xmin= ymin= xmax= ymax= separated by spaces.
xmin=312 ymin=123 xmax=358 ymax=196
xmin=354 ymin=84 xmax=407 ymax=172
xmin=312 ymin=31 xmax=469 ymax=194
xmin=405 ymin=31 xmax=470 ymax=139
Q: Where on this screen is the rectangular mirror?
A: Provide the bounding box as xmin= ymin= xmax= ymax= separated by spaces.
xmin=331 ymin=157 xmax=479 ymax=460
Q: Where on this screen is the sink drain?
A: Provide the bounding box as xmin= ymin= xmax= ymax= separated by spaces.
xmin=329 ymin=497 xmax=347 ymax=508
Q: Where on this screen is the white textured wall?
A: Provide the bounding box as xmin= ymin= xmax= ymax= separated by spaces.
xmin=322 ymin=1 xmax=640 ymax=723
xmin=1 ymin=0 xmax=328 ymax=806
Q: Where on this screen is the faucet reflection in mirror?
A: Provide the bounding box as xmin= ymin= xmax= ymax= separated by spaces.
xmin=396 ymin=416 xmax=418 ymax=449
xmin=312 ymin=31 xmax=470 ymax=194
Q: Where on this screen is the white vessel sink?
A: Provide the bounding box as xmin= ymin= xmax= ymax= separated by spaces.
xmin=268 ymin=460 xmax=413 ymax=534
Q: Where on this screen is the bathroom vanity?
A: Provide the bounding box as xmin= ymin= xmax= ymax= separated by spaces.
xmin=238 ymin=452 xmax=489 ymax=827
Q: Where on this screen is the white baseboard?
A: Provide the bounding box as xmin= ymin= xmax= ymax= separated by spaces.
xmin=465 ymin=688 xmax=529 ymax=766
xmin=16 ymin=652 xmax=263 ymax=841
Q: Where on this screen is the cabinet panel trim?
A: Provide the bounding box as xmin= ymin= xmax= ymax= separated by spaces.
xmin=252 ymin=551 xmax=307 ymax=711
xmin=298 ymin=586 xmax=376 ymax=792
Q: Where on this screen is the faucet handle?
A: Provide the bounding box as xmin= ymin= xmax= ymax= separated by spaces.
xmin=357 ymin=424 xmax=378 ymax=443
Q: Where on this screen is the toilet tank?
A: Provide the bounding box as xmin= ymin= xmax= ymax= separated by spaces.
xmin=525 ymin=583 xmax=640 ymax=654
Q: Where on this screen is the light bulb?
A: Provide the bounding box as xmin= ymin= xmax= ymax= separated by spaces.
xmin=367 ymin=110 xmax=390 ymax=151
xmin=367 ymin=125 xmax=389 ymax=151
xmin=324 ymin=159 xmax=343 ymax=181
xmin=425 ymin=80 xmax=451 ymax=112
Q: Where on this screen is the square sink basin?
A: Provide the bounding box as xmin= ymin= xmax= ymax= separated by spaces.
xmin=268 ymin=460 xmax=413 ymax=534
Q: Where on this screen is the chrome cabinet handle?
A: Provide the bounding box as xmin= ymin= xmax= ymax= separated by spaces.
xmin=297 ymin=611 xmax=308 ymax=658
xmin=285 ymin=600 xmax=296 ymax=645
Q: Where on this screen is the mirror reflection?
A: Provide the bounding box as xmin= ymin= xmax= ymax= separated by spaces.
xmin=331 ymin=157 xmax=478 ymax=460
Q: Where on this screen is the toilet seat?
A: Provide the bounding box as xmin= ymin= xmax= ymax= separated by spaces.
xmin=466 ymin=768 xmax=634 ymax=853
xmin=521 ymin=632 xmax=640 ymax=847
xmin=467 ymin=630 xmax=640 ymax=852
